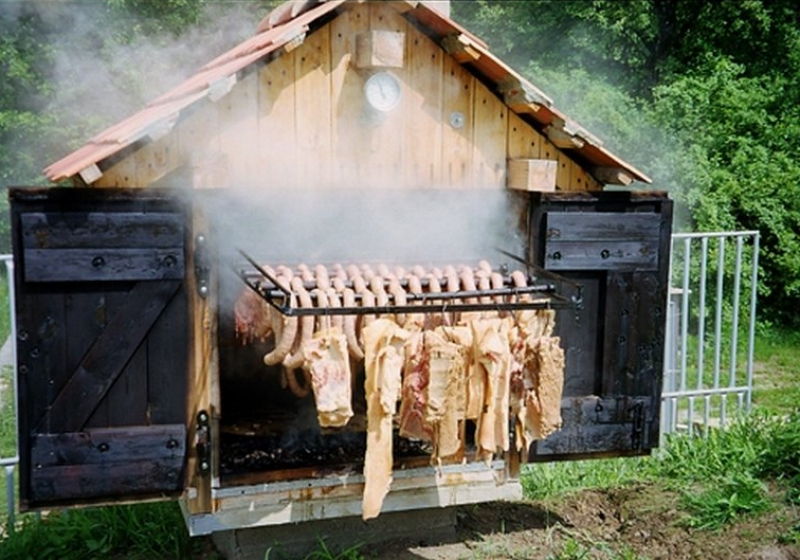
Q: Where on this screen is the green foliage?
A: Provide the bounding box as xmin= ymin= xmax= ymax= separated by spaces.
xmin=0 ymin=502 xmax=198 ymax=559
xmin=680 ymin=473 xmax=771 ymax=531
xmin=301 ymin=538 xmax=365 ymax=560
xmin=454 ymin=0 xmax=800 ymax=327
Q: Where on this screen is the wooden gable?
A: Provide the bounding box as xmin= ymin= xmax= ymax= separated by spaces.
xmin=94 ymin=2 xmax=600 ymax=192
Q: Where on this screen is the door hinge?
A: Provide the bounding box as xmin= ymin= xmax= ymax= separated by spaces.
xmin=194 ymin=234 xmax=210 ymax=299
xmin=195 ymin=410 xmax=211 ymax=475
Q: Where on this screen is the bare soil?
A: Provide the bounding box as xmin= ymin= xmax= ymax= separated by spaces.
xmin=353 ymin=483 xmax=800 ymax=560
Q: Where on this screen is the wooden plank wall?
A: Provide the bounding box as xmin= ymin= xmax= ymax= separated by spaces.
xmin=97 ymin=3 xmax=598 ymax=192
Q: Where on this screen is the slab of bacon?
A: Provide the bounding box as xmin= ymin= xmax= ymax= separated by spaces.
xmin=302 ymin=327 xmax=353 ymax=428
xmin=361 ymin=318 xmax=409 ymax=521
xmin=425 ymin=329 xmax=463 ymax=459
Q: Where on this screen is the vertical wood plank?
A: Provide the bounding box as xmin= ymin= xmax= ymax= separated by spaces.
xmin=178 ymin=102 xmax=224 ymax=189
xmin=106 ymin=343 xmax=149 ymax=426
xmin=148 ymin=284 xmax=189 ymax=425
xmin=364 ymin=1 xmax=407 ymax=187
xmin=19 ymin=293 xmax=67 ymax=435
xmin=404 ymin=22 xmax=443 ymax=187
xmin=258 ymin=51 xmax=297 ymax=188
xmin=556 ymin=150 xmax=573 ymax=191
xmin=295 ymin=26 xmax=332 ymax=188
xmin=571 ymin=162 xmax=600 ymax=191
xmin=72 ymin=291 xmax=113 ymax=429
xmin=330 ymin=3 xmax=370 ymax=187
xmin=507 ymin=112 xmax=543 ymax=160
xmin=472 ymin=79 xmax=508 ymax=188
xmin=440 ymin=55 xmax=474 ymax=188
xmin=219 ymin=72 xmax=260 ymax=188
xmin=97 ymin=155 xmax=137 ymax=188
xmin=133 ymin=132 xmax=178 ymax=187
xmin=184 ymin=207 xmax=217 ymax=515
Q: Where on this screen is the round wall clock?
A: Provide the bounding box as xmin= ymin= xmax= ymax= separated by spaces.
xmin=364 ymin=71 xmax=402 ymax=112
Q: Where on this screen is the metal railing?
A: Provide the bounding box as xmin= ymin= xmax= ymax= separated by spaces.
xmin=661 ymin=232 xmax=760 ymax=437
xmin=0 ymin=254 xmax=18 ymax=526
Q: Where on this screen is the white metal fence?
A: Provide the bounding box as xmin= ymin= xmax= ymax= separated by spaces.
xmin=661 ymin=232 xmax=760 ymax=437
xmin=0 ymin=233 xmax=761 ymax=521
xmin=1 ymin=255 xmax=18 ymax=527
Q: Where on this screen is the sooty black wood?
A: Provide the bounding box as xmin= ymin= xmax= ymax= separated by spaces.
xmin=10 ymin=188 xmax=189 ymax=509
xmin=526 ymin=191 xmax=672 ymax=460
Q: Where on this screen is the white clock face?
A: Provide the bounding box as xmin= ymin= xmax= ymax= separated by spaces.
xmin=364 ymin=71 xmax=402 ymax=112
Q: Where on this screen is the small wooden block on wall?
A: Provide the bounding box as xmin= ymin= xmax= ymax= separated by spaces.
xmin=356 ymin=31 xmax=405 ymax=68
xmin=507 ymin=158 xmax=557 ymax=192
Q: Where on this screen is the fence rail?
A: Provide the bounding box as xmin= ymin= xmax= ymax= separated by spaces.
xmin=661 ymin=231 xmax=759 ymax=437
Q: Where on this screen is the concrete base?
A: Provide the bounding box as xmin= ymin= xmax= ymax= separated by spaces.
xmin=211 ymin=506 xmax=457 ymax=560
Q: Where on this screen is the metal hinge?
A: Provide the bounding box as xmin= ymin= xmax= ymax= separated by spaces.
xmin=194 ymin=234 xmax=210 ymax=299
xmin=195 ymin=410 xmax=211 ymax=475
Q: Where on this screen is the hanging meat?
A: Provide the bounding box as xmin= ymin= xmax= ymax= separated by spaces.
xmin=234 ymin=260 xmax=567 ymax=519
xmin=361 ymin=318 xmax=409 ymax=520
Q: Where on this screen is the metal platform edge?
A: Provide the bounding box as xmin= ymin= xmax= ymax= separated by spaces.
xmin=181 ymin=460 xmax=522 ymax=536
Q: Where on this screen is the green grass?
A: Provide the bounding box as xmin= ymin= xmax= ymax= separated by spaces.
xmin=0 ymin=501 xmax=201 ymax=560
xmin=522 ymin=409 xmax=800 ymax=531
xmin=751 ymin=325 xmax=800 ymax=414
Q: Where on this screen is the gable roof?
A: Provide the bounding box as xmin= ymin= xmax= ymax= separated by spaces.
xmin=43 ymin=0 xmax=651 ymax=185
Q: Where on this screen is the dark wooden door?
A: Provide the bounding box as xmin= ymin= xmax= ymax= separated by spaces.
xmin=527 ymin=191 xmax=673 ymax=460
xmin=10 ymin=188 xmax=189 ymax=508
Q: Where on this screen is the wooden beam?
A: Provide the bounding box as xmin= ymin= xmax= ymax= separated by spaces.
xmin=498 ymin=75 xmax=551 ymax=113
xmin=441 ymin=33 xmax=481 ymax=63
xmin=208 ymin=75 xmax=236 ymax=102
xmin=281 ymin=27 xmax=307 ymax=53
xmin=507 ymin=159 xmax=557 ymax=192
xmin=545 ymin=126 xmax=585 ymax=149
xmin=78 ymin=164 xmax=103 ymax=185
xmin=592 ymin=166 xmax=635 ymax=186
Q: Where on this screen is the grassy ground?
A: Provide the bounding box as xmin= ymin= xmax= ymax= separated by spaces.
xmin=0 ymin=305 xmax=797 ymax=558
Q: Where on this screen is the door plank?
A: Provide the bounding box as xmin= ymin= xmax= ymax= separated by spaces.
xmin=38 ymin=280 xmax=181 ymax=433
xmin=30 ymin=425 xmax=185 ymax=502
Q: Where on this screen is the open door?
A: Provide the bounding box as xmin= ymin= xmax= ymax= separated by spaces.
xmin=527 ymin=191 xmax=673 ymax=460
xmin=10 ymin=188 xmax=189 ymax=509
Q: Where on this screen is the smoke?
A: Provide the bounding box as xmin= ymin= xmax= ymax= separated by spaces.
xmin=205 ymin=187 xmax=526 ymax=273
xmin=24 ymin=1 xmax=267 ymax=141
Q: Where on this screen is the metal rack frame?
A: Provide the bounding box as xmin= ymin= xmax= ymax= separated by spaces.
xmin=235 ymin=250 xmax=582 ymax=317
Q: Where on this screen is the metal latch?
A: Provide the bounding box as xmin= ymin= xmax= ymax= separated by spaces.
xmin=195 ymin=410 xmax=211 ymax=475
xmin=630 ymin=401 xmax=645 ymax=451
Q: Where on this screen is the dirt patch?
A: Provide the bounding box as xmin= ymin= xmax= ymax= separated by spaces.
xmin=352 ymin=483 xmax=800 ymax=560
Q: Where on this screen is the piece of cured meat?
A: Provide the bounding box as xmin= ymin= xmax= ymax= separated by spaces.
xmin=262 ymin=272 xmax=298 ymax=366
xmin=426 ymin=329 xmax=463 ymax=459
xmin=472 ymin=317 xmax=512 ymax=458
xmin=398 ymin=331 xmax=432 ymax=442
xmin=361 ymin=318 xmax=409 ymax=520
xmin=341 ymin=288 xmax=364 ymax=360
xmin=441 ymin=325 xmax=477 ymax=420
xmin=439 ymin=326 xmax=472 ymax=420
xmin=303 ymin=327 xmax=353 ymax=428
xmin=524 ymin=336 xmax=565 ymax=442
xmin=282 ymin=279 xmax=314 ymax=370
xmin=233 ymin=287 xmax=272 ymax=344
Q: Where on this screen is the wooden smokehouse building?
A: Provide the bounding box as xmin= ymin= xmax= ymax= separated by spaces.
xmin=11 ymin=0 xmax=672 ymax=540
